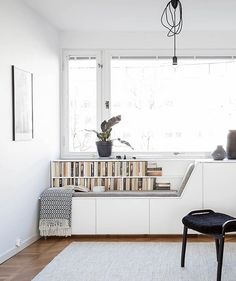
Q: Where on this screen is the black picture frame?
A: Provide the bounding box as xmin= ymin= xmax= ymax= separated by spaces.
xmin=12 ymin=65 xmax=33 ymax=141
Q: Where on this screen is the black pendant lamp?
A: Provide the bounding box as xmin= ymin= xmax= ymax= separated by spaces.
xmin=161 ymin=0 xmax=183 ymax=65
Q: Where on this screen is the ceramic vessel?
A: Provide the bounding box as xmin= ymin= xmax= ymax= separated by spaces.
xmin=211 ymin=145 xmax=226 ymax=160
xmin=96 ymin=141 xmax=112 ymax=157
xmin=227 ymin=130 xmax=236 ymax=159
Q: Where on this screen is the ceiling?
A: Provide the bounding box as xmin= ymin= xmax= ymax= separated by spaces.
xmin=23 ymin=0 xmax=236 ymax=32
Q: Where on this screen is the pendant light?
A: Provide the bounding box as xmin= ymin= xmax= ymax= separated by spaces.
xmin=161 ymin=0 xmax=183 ymax=65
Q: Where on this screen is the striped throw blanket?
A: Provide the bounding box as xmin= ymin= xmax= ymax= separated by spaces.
xmin=39 ymin=188 xmax=74 ymax=237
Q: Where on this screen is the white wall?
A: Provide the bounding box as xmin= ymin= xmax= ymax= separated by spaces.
xmin=60 ymin=31 xmax=236 ymax=55
xmin=0 ymin=0 xmax=59 ymax=263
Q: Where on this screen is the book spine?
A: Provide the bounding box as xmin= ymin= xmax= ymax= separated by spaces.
xmin=138 ymin=178 xmax=142 ymax=191
xmin=54 ymin=162 xmax=60 ymax=177
xmin=105 ymin=162 xmax=108 ymax=177
xmin=129 ymin=162 xmax=133 ymax=176
xmin=53 ymin=178 xmax=59 ymax=187
xmin=112 ymin=162 xmax=115 ymax=176
xmin=133 ymin=162 xmax=137 ymax=176
xmin=90 ymin=162 xmax=94 ymax=177
xmin=110 ymin=178 xmax=114 ymax=191
xmin=108 ymin=162 xmax=112 ymax=176
xmin=94 ymin=162 xmax=98 ymax=177
xmin=75 ymin=162 xmax=79 ymax=177
xmin=59 ymin=162 xmax=64 ymax=177
xmin=126 ymin=178 xmax=130 ymax=191
xmin=98 ymin=162 xmax=101 ymax=177
xmin=80 ymin=162 xmax=84 ymax=177
xmin=105 ymin=178 xmax=109 ymax=191
xmin=122 ymin=162 xmax=127 ymax=176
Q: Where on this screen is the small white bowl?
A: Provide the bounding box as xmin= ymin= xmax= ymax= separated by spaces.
xmin=92 ymin=186 xmax=105 ymax=192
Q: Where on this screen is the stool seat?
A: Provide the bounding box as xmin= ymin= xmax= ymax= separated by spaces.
xmin=182 ymin=212 xmax=235 ymax=235
xmin=181 ymin=209 xmax=236 ymax=281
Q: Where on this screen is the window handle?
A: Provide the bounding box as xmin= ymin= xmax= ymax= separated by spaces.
xmin=105 ymin=100 xmax=110 ymax=109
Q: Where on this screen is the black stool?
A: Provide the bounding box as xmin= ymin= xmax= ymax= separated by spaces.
xmin=181 ymin=209 xmax=236 ymax=281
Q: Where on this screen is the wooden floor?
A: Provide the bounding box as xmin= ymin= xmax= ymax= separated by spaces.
xmin=1 ymin=235 xmax=236 ymax=281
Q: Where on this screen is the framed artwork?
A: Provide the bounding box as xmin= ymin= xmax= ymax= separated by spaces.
xmin=12 ymin=66 xmax=33 ymax=141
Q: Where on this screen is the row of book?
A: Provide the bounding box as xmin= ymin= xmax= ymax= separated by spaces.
xmin=147 ymin=161 xmax=163 ymax=176
xmin=52 ymin=161 xmax=148 ymax=177
xmin=52 ymin=177 xmax=171 ymax=191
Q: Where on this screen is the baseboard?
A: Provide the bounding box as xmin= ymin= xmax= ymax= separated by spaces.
xmin=0 ymin=234 xmax=40 ymax=264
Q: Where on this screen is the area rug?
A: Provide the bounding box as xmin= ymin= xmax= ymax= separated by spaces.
xmin=32 ymin=242 xmax=236 ymax=281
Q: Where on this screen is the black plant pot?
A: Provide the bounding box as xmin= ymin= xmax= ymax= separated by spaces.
xmin=96 ymin=141 xmax=112 ymax=157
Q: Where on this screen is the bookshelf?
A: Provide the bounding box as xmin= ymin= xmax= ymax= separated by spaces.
xmin=51 ymin=159 xmax=184 ymax=192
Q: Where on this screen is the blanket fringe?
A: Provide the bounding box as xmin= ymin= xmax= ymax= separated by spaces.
xmin=39 ymin=219 xmax=72 ymax=237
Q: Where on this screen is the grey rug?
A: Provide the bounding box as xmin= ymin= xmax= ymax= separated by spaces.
xmin=32 ymin=242 xmax=236 ymax=281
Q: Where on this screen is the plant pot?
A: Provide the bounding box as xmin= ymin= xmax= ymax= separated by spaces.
xmin=227 ymin=130 xmax=236 ymax=159
xmin=96 ymin=141 xmax=112 ymax=157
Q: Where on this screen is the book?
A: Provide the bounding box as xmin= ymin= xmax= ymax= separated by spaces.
xmin=147 ymin=167 xmax=162 ymax=176
xmin=90 ymin=162 xmax=94 ymax=176
xmin=94 ymin=162 xmax=98 ymax=176
xmin=129 ymin=162 xmax=133 ymax=176
xmin=74 ymin=185 xmax=89 ymax=192
xmin=53 ymin=178 xmax=60 ymax=187
xmin=108 ymin=162 xmax=113 ymax=176
xmin=122 ymin=162 xmax=127 ymax=176
xmin=125 ymin=178 xmax=130 ymax=191
xmin=138 ymin=178 xmax=142 ymax=191
xmin=154 ymin=182 xmax=171 ymax=190
xmin=147 ymin=178 xmax=154 ymax=191
xmin=109 ymin=178 xmax=114 ymax=191
xmin=141 ymin=161 xmax=147 ymax=176
xmin=75 ymin=162 xmax=79 ymax=177
xmin=80 ymin=162 xmax=84 ymax=177
xmin=54 ymin=162 xmax=60 ymax=177
xmin=105 ymin=162 xmax=108 ymax=177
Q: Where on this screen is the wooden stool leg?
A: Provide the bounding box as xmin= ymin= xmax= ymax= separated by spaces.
xmin=181 ymin=226 xmax=188 ymax=267
xmin=217 ymin=236 xmax=225 ymax=281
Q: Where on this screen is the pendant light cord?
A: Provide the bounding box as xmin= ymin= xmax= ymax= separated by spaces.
xmin=161 ymin=0 xmax=183 ymax=64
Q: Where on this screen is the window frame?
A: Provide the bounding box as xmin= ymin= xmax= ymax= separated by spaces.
xmin=61 ymin=49 xmax=104 ymax=158
xmin=61 ymin=49 xmax=235 ymax=159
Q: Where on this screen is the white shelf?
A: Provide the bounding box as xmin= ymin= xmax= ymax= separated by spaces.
xmin=51 ymin=159 xmax=194 ymax=193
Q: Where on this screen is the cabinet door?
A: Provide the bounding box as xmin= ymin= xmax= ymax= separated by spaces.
xmin=96 ymin=198 xmax=149 ymax=234
xmin=150 ymin=163 xmax=203 ymax=234
xmin=203 ymin=163 xmax=236 ymax=217
xmin=72 ymin=198 xmax=96 ymax=234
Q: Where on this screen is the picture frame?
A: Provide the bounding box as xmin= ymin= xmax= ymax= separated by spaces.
xmin=12 ymin=66 xmax=33 ymax=141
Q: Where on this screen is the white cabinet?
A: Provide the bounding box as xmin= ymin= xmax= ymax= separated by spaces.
xmin=150 ymin=163 xmax=203 ymax=234
xmin=96 ymin=198 xmax=149 ymax=234
xmin=72 ymin=198 xmax=96 ymax=234
xmin=70 ymin=162 xmax=236 ymax=235
xmin=203 ymin=163 xmax=236 ymax=217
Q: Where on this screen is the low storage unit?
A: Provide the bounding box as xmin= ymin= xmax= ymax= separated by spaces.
xmin=57 ymin=160 xmax=236 ymax=235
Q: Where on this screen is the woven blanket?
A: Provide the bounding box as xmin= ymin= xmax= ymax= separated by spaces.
xmin=39 ymin=188 xmax=74 ymax=237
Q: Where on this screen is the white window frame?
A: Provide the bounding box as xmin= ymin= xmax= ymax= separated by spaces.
xmin=61 ymin=49 xmax=104 ymax=158
xmin=61 ymin=49 xmax=235 ymax=159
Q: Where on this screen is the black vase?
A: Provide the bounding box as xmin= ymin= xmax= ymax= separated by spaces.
xmin=96 ymin=141 xmax=112 ymax=157
xmin=227 ymin=130 xmax=236 ymax=159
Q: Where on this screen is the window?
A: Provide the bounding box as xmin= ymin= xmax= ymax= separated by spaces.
xmin=68 ymin=56 xmax=97 ymax=152
xmin=62 ymin=51 xmax=236 ymax=157
xmin=62 ymin=51 xmax=102 ymax=156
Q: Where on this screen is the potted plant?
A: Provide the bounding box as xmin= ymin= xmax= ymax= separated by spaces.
xmin=86 ymin=115 xmax=134 ymax=157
